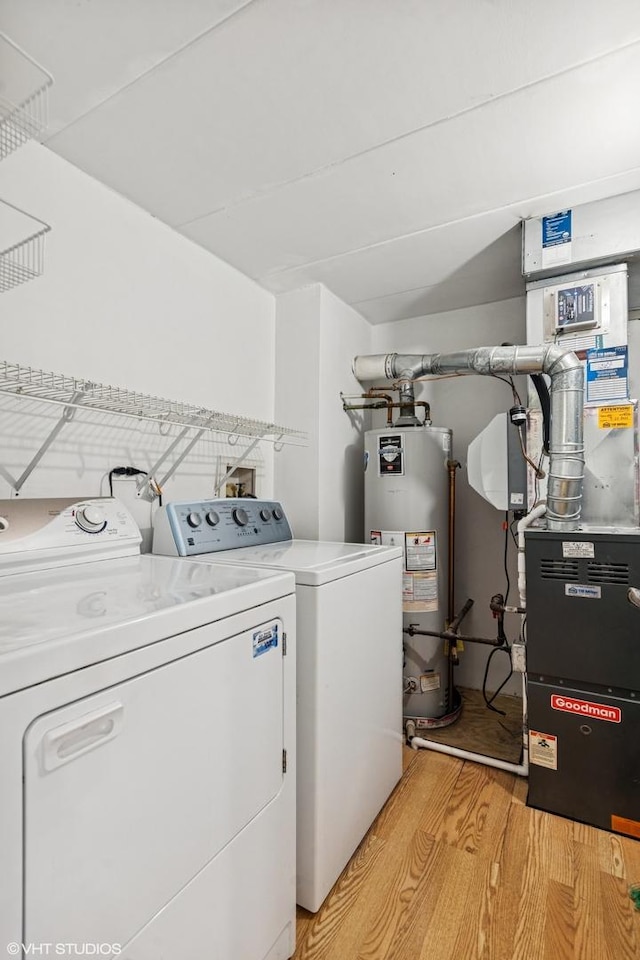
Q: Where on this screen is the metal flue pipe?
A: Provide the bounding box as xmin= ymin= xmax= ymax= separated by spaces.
xmin=353 ymin=345 xmax=584 ymax=530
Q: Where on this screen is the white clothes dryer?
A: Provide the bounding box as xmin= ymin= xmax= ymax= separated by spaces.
xmin=0 ymin=497 xmax=296 ymax=960
xmin=153 ymin=498 xmax=404 ymax=912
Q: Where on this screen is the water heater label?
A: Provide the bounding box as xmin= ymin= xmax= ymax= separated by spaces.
xmin=551 ymin=694 xmax=621 ymax=723
xmin=405 ymin=532 xmax=436 ymax=571
xmin=564 ymin=583 xmax=601 ymax=599
xmin=403 ymin=571 xmax=438 ymax=612
xmin=529 ymin=730 xmax=557 ymax=770
xmin=377 ymin=435 xmax=404 ymax=476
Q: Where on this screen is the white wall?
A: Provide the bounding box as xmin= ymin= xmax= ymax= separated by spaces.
xmin=275 ymin=283 xmax=371 ymax=541
xmin=0 ymin=143 xmax=277 ymax=543
xmin=274 ymin=285 xmax=322 ymax=536
xmin=372 ymin=297 xmax=527 ymax=695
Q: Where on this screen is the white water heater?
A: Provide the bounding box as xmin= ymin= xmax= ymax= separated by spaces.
xmin=364 ymin=425 xmax=452 ymax=722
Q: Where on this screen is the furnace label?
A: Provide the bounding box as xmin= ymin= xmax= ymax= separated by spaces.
xmin=529 ymin=730 xmax=558 ymax=770
xmin=551 ymin=694 xmax=621 ymax=723
xmin=562 ymin=541 xmax=595 ymax=559
xmin=597 ymin=404 xmax=634 ymax=430
xmin=565 ymin=583 xmax=601 ymax=599
xmin=541 ymin=210 xmax=572 ymax=268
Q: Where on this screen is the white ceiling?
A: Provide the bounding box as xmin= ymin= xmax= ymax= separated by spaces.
xmin=3 ymin=0 xmax=640 ymax=323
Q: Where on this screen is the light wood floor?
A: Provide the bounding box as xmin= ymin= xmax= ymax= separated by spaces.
xmin=293 ymin=747 xmax=640 ymax=960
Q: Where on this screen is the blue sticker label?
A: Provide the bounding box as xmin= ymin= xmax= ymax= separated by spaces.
xmin=253 ymin=624 xmax=279 ymax=657
xmin=565 ymin=583 xmax=601 ymax=599
xmin=542 ymin=210 xmax=572 ymax=248
xmin=586 ymin=346 xmax=629 ymax=404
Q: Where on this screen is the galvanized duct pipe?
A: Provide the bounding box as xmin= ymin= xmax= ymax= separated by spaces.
xmin=352 ymin=345 xmax=584 ymax=530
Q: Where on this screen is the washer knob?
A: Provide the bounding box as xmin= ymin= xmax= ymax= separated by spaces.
xmin=205 ymin=510 xmax=220 ymax=527
xmin=187 ymin=512 xmax=202 ymax=528
xmin=75 ymin=505 xmax=107 ymax=534
xmin=232 ymin=507 xmax=249 ymax=526
xmin=272 ymin=506 xmax=284 ymax=521
xmin=260 ymin=508 xmax=271 ymax=521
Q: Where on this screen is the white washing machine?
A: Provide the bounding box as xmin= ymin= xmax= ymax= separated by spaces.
xmin=153 ymin=498 xmax=404 ymax=913
xmin=0 ymin=497 xmax=296 ymax=960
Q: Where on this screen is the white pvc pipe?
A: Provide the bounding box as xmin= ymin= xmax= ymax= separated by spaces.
xmin=408 ymin=735 xmax=528 ymax=776
xmin=406 ymin=673 xmax=529 ymax=777
xmin=517 ymin=503 xmax=547 ymax=608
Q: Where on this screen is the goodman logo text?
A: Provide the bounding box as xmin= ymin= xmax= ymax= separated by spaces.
xmin=551 ymin=694 xmax=621 ymax=723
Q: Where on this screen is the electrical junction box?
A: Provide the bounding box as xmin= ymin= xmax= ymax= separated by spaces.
xmin=467 ymin=412 xmax=527 ymax=511
xmin=526 ymin=263 xmax=628 ymax=353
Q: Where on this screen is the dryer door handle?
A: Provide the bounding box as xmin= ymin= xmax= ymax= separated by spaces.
xmin=41 ymin=702 xmax=124 ymax=771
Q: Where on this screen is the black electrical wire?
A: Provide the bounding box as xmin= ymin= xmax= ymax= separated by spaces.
xmin=482 ymin=645 xmax=513 ymax=716
xmin=509 ymin=517 xmax=519 ymax=548
xmin=108 ymin=466 xmax=147 ymax=498
xmin=529 ymin=373 xmax=551 ymax=454
xmin=482 ymin=514 xmax=514 ymax=716
xmin=490 ymin=374 xmax=521 ymax=405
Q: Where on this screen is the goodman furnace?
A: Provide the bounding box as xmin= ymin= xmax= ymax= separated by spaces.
xmin=525 ymin=527 xmax=640 ymax=837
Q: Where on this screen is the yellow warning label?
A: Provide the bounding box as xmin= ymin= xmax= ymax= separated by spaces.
xmin=597 ymin=405 xmax=633 ymax=429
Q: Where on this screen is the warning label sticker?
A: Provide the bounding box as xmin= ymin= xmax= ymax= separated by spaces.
xmin=562 ymin=541 xmax=595 ymax=559
xmin=371 ymin=530 xmax=404 ymax=549
xmin=420 ymin=672 xmax=441 ymax=692
xmin=405 ymin=531 xmax=436 ymax=571
xmin=529 ymin=730 xmax=558 ymax=770
xmin=597 ymin=405 xmax=634 ymax=429
xmin=403 ymin=572 xmax=438 ymax=612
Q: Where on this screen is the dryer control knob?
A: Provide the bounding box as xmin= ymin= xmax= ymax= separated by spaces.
xmin=0 ymin=516 xmax=8 ymax=532
xmin=76 ymin=505 xmax=107 ymax=534
xmin=187 ymin=512 xmax=202 ymax=528
xmin=205 ymin=511 xmax=220 ymax=527
xmin=260 ymin=508 xmax=271 ymax=521
xmin=232 ymin=507 xmax=249 ymax=526
xmin=272 ymin=506 xmax=284 ymax=521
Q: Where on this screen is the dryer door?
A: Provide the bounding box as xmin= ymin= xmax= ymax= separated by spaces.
xmin=23 ymin=618 xmax=284 ymax=951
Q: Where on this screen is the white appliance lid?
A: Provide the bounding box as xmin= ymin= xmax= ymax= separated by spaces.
xmin=203 ymin=539 xmax=403 ymax=586
xmin=0 ymin=554 xmax=294 ymax=696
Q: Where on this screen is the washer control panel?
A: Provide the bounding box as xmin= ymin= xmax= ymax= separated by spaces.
xmin=153 ymin=499 xmax=293 ymax=557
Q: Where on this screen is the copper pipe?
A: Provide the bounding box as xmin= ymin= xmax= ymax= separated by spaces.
xmin=341 ymin=400 xmax=394 ymax=425
xmin=446 ymin=460 xmax=461 ymax=625
xmin=446 ymin=459 xmax=461 ymax=707
xmin=341 ymin=394 xmax=431 ymax=426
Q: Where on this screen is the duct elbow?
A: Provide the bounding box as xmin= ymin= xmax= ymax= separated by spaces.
xmin=542 ymin=344 xmax=583 ymax=376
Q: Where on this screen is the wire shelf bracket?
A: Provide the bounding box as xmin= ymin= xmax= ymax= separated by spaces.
xmin=0 ymin=361 xmax=306 ymax=494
